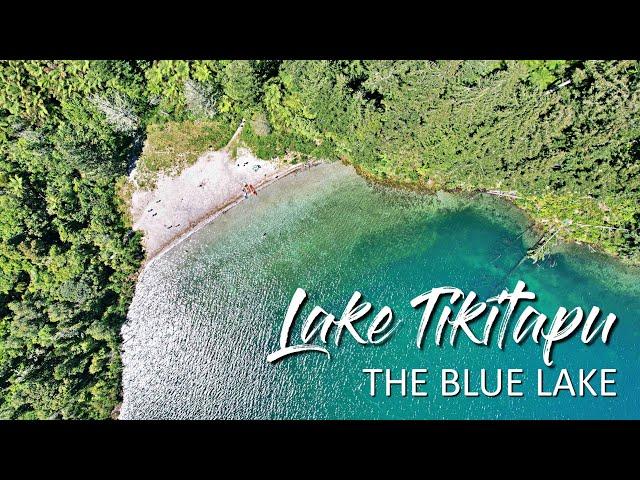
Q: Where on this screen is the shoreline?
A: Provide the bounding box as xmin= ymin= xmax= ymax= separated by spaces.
xmin=120 ymin=158 xmax=640 ymax=420
xmin=140 ymin=160 xmax=320 ymax=269
xmin=119 ymin=158 xmax=318 ymax=419
xmin=352 ymin=164 xmax=640 ymax=268
xmin=140 ymin=158 xmax=639 ymax=271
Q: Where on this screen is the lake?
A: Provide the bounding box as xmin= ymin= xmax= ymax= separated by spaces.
xmin=121 ymin=162 xmax=640 ymax=419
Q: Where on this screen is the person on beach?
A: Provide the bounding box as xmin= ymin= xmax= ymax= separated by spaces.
xmin=242 ymin=184 xmax=249 ymax=199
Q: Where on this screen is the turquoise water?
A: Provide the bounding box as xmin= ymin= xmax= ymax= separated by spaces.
xmin=121 ymin=163 xmax=640 ymax=419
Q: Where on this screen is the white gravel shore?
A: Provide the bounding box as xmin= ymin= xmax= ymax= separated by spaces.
xmin=130 ymin=147 xmax=288 ymax=259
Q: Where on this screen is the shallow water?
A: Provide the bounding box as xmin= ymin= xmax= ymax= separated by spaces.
xmin=121 ymin=163 xmax=640 ymax=419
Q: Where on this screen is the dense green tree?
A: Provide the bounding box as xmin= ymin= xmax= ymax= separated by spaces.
xmin=243 ymin=60 xmax=640 ymax=262
xmin=0 ymin=61 xmax=145 ymax=418
xmin=219 ymin=60 xmax=262 ymax=115
xmin=1 ymin=59 xmax=639 ymax=418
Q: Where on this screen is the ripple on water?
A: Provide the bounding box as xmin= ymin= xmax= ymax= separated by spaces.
xmin=121 ymin=163 xmax=640 ymax=419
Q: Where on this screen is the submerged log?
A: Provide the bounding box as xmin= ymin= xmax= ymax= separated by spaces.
xmin=485 ymin=190 xmax=521 ymax=200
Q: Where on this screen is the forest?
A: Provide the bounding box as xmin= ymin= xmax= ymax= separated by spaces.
xmin=0 ymin=60 xmax=638 ymax=418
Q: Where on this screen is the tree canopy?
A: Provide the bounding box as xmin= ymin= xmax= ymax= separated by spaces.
xmin=1 ymin=60 xmax=638 ymax=418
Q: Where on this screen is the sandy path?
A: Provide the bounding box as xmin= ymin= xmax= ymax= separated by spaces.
xmin=131 ymin=146 xmax=297 ymax=260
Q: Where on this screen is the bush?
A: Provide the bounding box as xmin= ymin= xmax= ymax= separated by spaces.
xmin=135 ymin=119 xmax=236 ymax=188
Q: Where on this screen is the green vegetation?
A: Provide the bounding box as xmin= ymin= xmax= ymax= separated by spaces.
xmin=241 ymin=116 xmax=319 ymax=162
xmin=0 ymin=61 xmax=147 ymax=418
xmin=240 ymin=60 xmax=640 ymax=263
xmin=1 ymin=59 xmax=639 ymax=418
xmin=135 ymin=119 xmax=236 ymax=189
xmin=0 ymin=60 xmax=272 ymax=418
